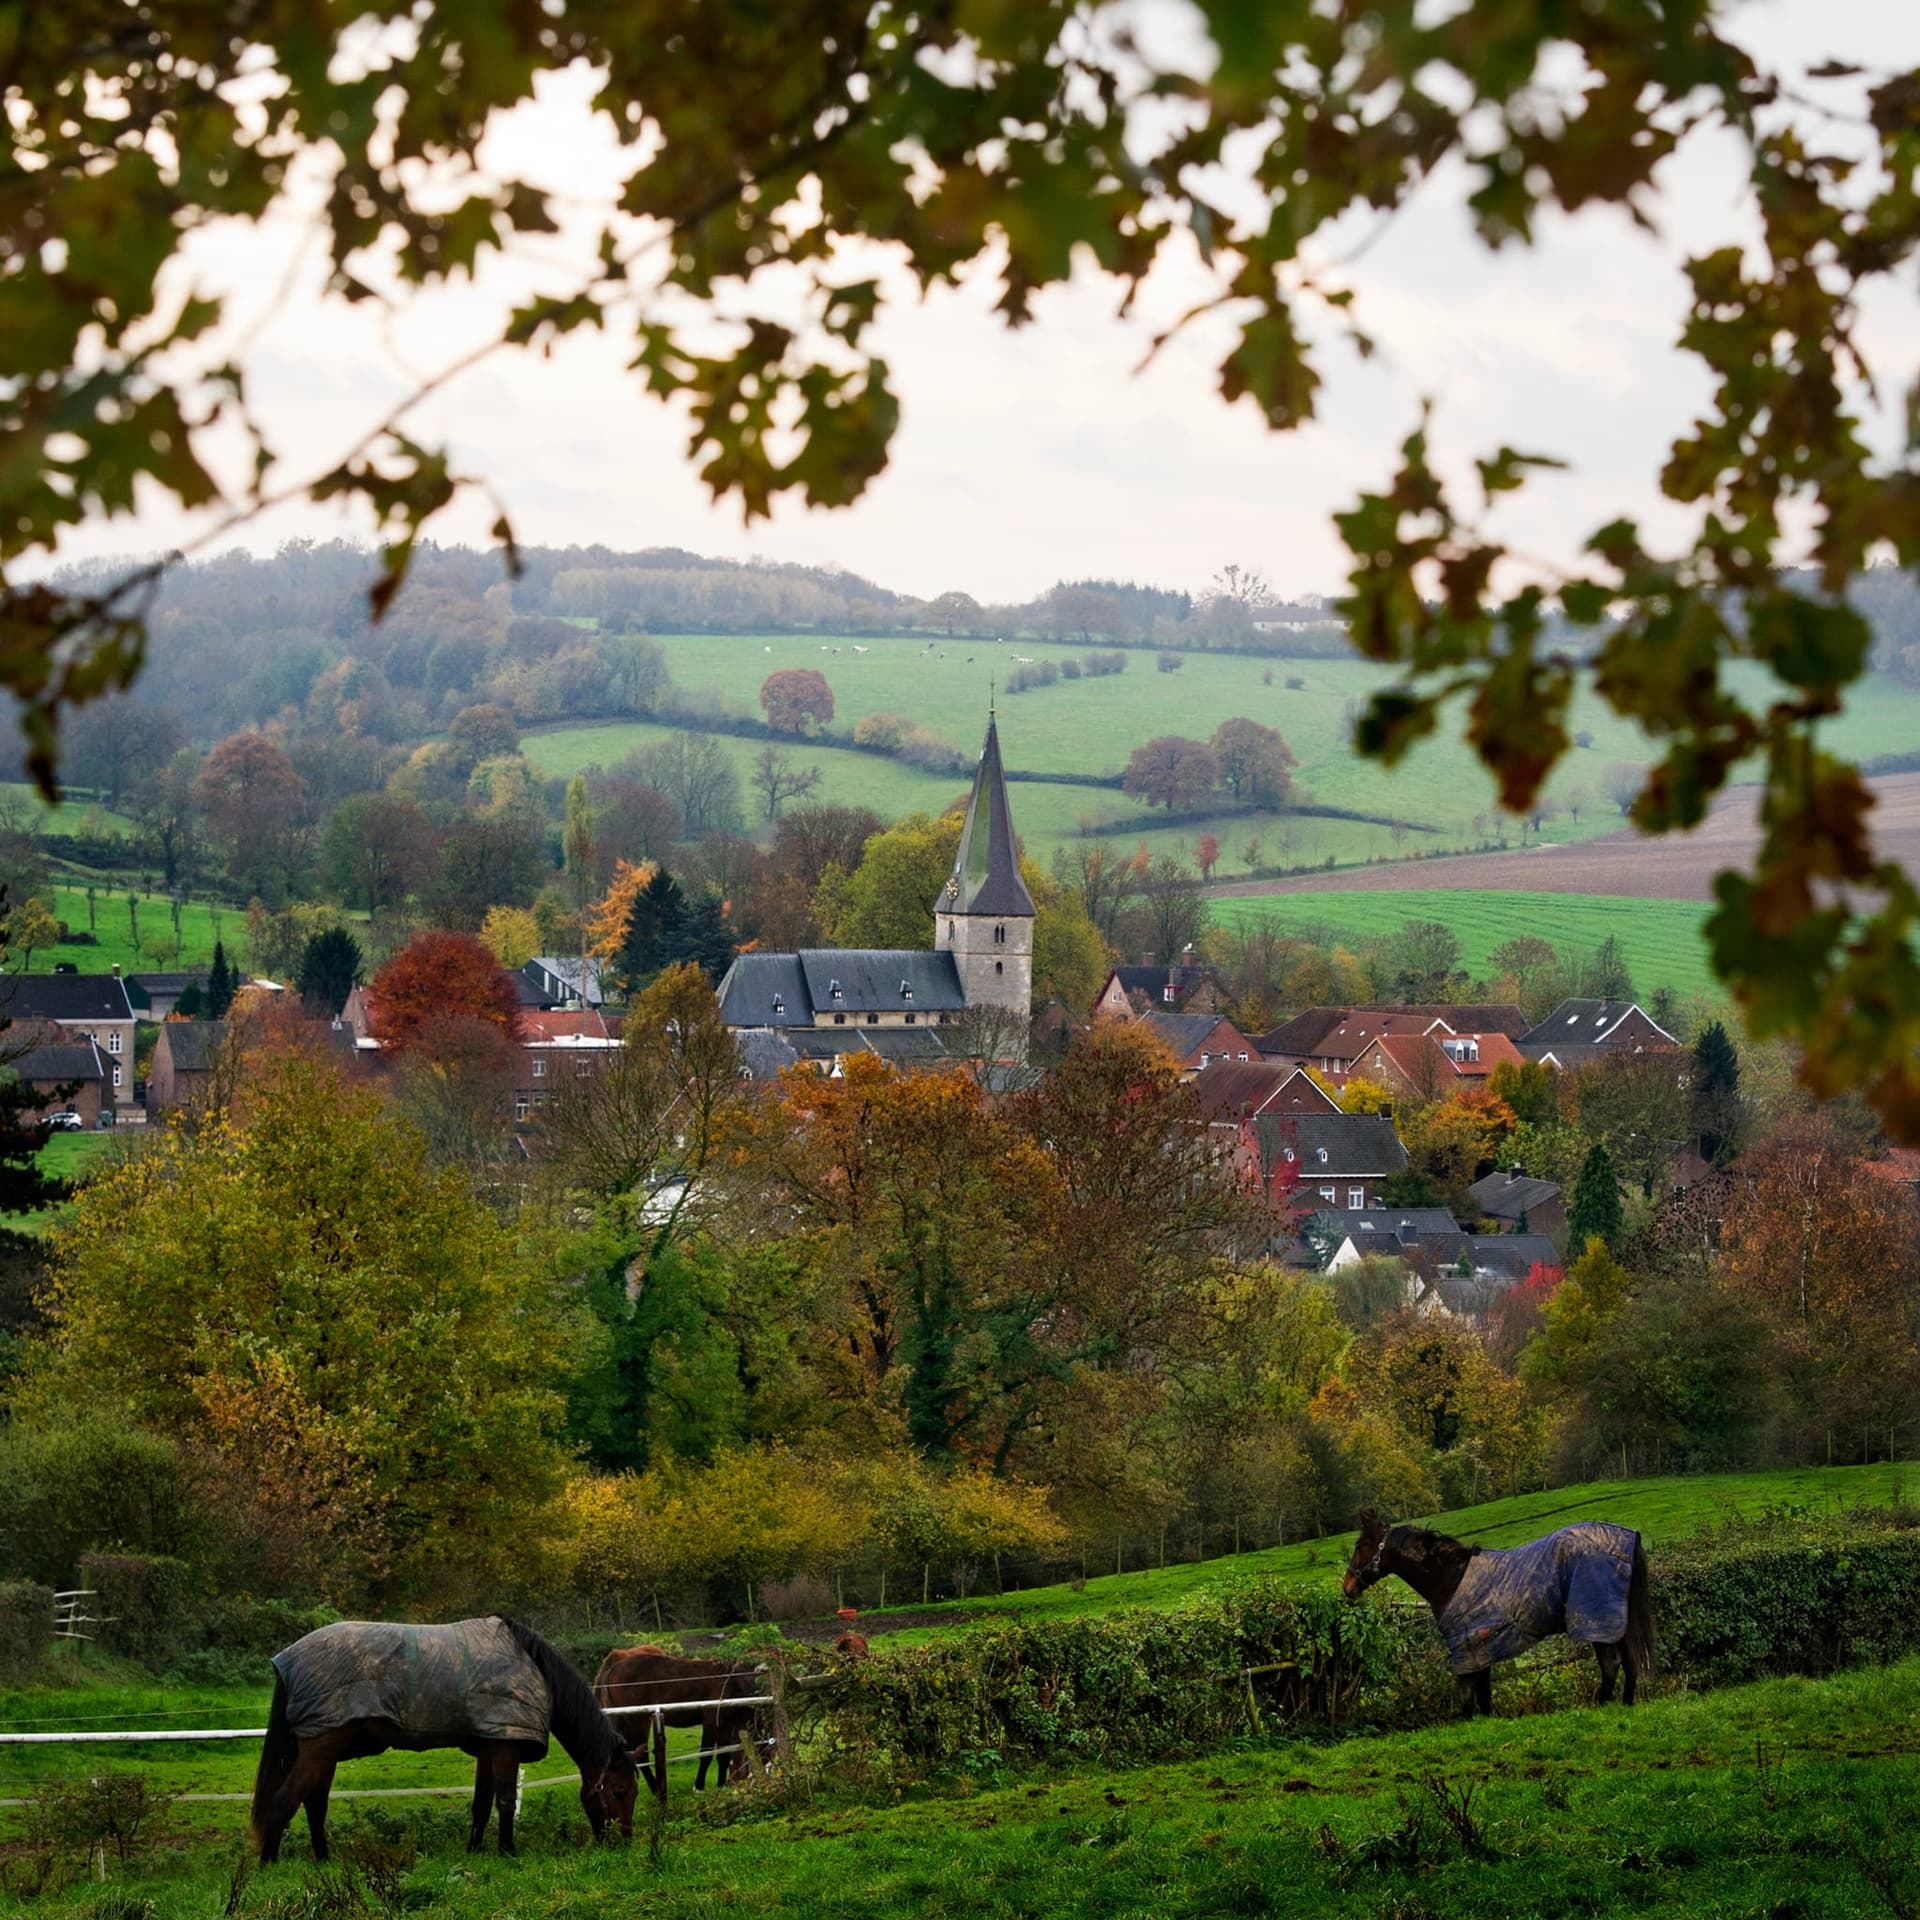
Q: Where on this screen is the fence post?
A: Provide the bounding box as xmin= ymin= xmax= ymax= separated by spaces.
xmin=770 ymin=1664 xmax=791 ymax=1771
xmin=650 ymin=1710 xmax=667 ymax=1809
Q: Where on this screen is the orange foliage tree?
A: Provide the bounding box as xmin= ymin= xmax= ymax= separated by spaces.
xmin=367 ymin=932 xmax=524 ymax=1055
xmin=584 ymin=857 xmax=655 ymax=963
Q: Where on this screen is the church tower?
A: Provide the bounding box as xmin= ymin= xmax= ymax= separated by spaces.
xmin=936 ymin=706 xmax=1035 ymax=1019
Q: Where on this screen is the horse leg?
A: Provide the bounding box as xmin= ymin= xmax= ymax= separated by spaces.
xmin=1619 ymin=1637 xmax=1639 ymax=1707
xmin=493 ymin=1753 xmax=520 ymax=1856
xmin=264 ymin=1746 xmax=323 ymax=1863
xmin=695 ymin=1710 xmax=715 ymax=1790
xmin=1454 ymin=1675 xmax=1478 ymax=1720
xmin=1475 ymin=1670 xmax=1493 ymax=1718
xmin=468 ymin=1757 xmax=495 ymax=1853
xmin=303 ymin=1763 xmax=336 ymax=1863
xmin=1596 ymin=1641 xmax=1620 ymax=1705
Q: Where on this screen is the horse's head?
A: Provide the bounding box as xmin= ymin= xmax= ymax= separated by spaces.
xmin=581 ymin=1744 xmax=639 ymax=1839
xmin=1343 ymin=1508 xmax=1392 ymax=1600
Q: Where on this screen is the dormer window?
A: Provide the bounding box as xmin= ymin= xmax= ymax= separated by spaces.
xmin=1317 ymin=1148 xmax=1328 ymax=1164
xmin=771 ymin=994 xmax=784 ymax=1016
xmin=900 ymin=981 xmax=913 ymax=1001
xmin=830 ymin=980 xmax=843 ymax=1001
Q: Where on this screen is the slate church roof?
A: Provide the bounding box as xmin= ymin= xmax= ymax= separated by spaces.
xmin=939 ymin=711 xmax=1035 ymax=920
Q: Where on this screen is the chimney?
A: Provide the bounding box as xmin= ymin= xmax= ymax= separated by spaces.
xmin=1509 ymin=1163 xmax=1526 ymax=1181
xmin=1139 ymin=952 xmax=1156 ymax=969
xmin=110 ymin=963 xmax=121 ymax=979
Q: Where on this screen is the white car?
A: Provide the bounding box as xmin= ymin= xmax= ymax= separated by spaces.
xmin=46 ymin=1109 xmax=84 ymax=1131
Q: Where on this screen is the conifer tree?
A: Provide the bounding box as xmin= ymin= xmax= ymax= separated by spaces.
xmin=205 ymin=940 xmax=235 ymax=1020
xmin=1692 ymin=1021 xmax=1743 ymax=1164
xmin=1567 ymin=1141 xmax=1624 ymax=1256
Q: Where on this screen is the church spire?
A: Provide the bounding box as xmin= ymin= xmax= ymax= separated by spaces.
xmin=942 ymin=709 xmax=1036 ymax=919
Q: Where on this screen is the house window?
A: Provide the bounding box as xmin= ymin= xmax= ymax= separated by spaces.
xmin=867 ymin=1014 xmax=879 ymax=1025
xmin=1349 ymin=1186 xmax=1366 ymax=1209
xmin=995 ymin=960 xmax=1003 ymax=974
xmin=106 ymin=1030 xmax=122 ymax=1054
xmin=1317 ymin=1148 xmax=1328 ymax=1164
xmin=112 ymin=1065 xmax=122 ymax=1090
xmin=1200 ymin=1052 xmax=1211 ymax=1068
xmin=1319 ymin=1185 xmax=1335 ymax=1202
xmin=833 ymin=1013 xmax=846 ymax=1025
xmin=514 ymin=1093 xmax=530 ymax=1120
xmin=994 ymin=924 xmax=1005 ymax=945
xmin=532 ymin=1057 xmax=546 ymax=1077
xmin=1282 ymin=1148 xmax=1296 ymax=1163
xmin=905 ymin=1013 xmax=916 ymax=1025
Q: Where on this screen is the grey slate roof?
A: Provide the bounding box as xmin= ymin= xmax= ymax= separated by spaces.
xmin=125 ymin=971 xmax=205 ymax=1012
xmin=1252 ymin=1112 xmax=1411 ymax=1178
xmin=521 ymin=956 xmax=605 ymax=1008
xmin=1323 ymin=1206 xmax=1464 ymax=1240
xmin=159 ymin=1021 xmax=228 ymax=1073
xmin=855 ymin=1027 xmax=952 ymax=1065
xmin=734 ymin=1029 xmax=799 ymax=1081
xmin=1140 ymin=1010 xmax=1239 ymax=1059
xmin=1467 ymin=1233 xmax=1563 ymax=1279
xmin=1468 ymin=1168 xmax=1563 ymax=1221
xmin=717 ymin=952 xmax=811 ymax=1028
xmin=941 ymin=714 xmax=1035 ymax=919
xmin=6 ymin=1038 xmax=104 ymax=1084
xmin=0 ymin=973 xmax=134 ymax=1023
xmin=797 ymin=949 xmax=966 ymax=1016
xmin=1520 ymin=999 xmax=1673 ymax=1049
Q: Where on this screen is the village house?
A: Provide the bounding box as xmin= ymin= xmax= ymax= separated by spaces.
xmin=125 ymin=971 xmax=207 ymax=1022
xmin=1251 ymin=1110 xmax=1411 ymax=1213
xmin=1090 ymin=946 xmax=1222 ymax=1020
xmin=513 ymin=1008 xmax=624 ymax=1122
xmin=1137 ymin=1009 xmax=1255 ymax=1074
xmin=0 ymin=971 xmax=139 ymax=1114
xmin=1468 ymin=1165 xmax=1567 ymax=1242
xmin=8 ymin=1029 xmax=108 ymax=1127
xmin=1255 ymin=1004 xmax=1528 ymax=1082
xmin=146 ymin=1020 xmax=228 ymax=1120
xmin=1519 ymin=998 xmax=1678 ymax=1067
xmin=1190 ymin=1061 xmax=1339 ymax=1129
xmin=1347 ymin=1028 xmax=1526 ymax=1102
xmin=518 ymin=956 xmax=606 ymax=1010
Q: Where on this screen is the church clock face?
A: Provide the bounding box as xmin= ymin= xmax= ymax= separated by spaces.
xmin=944 ymin=876 xmax=959 ymax=901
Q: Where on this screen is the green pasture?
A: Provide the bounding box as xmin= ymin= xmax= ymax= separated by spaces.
xmin=7 ymin=1656 xmax=1918 ymax=1916
xmin=560 ymin=631 xmax=1920 ymax=853
xmin=21 ymin=886 xmax=244 ymax=977
xmin=896 ymin=1460 xmax=1910 ymax=1643
xmin=1210 ymin=888 xmax=1719 ymax=999
xmin=11 ymin=1132 xmax=125 ymax=1236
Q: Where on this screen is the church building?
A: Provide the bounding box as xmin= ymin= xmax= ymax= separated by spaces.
xmin=716 ymin=709 xmax=1034 ymax=1059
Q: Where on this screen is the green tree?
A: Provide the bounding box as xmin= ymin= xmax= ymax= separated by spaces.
xmin=1566 ymin=1141 xmax=1625 ymax=1256
xmin=20 ymin=1052 xmax=570 ymax=1601
xmin=617 ymin=868 xmax=690 ymax=993
xmin=204 ymin=940 xmax=235 ymax=1019
xmin=1692 ymin=1020 xmax=1744 ymax=1163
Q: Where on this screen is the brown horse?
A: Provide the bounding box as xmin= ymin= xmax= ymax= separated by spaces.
xmin=251 ymin=1617 xmax=637 ymax=1861
xmin=592 ymin=1645 xmax=767 ymax=1792
xmin=1343 ymin=1511 xmax=1655 ymax=1718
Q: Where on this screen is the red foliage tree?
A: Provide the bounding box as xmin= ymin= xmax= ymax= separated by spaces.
xmin=1489 ymin=1261 xmax=1563 ymax=1370
xmin=760 ymin=668 xmax=835 ymax=734
xmin=1195 ymin=833 xmax=1220 ymax=881
xmin=1122 ymin=735 xmax=1218 ymax=813
xmin=367 ymin=932 xmax=526 ymax=1056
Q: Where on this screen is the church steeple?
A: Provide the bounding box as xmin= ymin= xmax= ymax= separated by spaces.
xmin=942 ymin=709 xmax=1036 ymax=920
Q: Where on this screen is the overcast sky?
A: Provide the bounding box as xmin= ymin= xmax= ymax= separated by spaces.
xmin=61 ymin=0 xmax=1920 ymax=607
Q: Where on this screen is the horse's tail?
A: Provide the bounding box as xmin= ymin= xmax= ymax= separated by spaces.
xmin=250 ymin=1673 xmax=296 ymax=1852
xmin=1627 ymin=1537 xmax=1657 ymax=1677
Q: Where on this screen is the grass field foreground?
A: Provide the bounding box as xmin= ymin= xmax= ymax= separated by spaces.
xmin=7 ymin=1658 xmax=1918 ymax=1918
xmin=1210 ymin=888 xmax=1720 ymax=1000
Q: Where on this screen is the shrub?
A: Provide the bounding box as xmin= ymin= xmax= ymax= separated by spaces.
xmin=1285 ymin=674 xmax=1306 ymax=690
xmin=0 ymin=1580 xmax=53 ymax=1679
xmin=853 ymin=711 xmax=912 ymax=751
xmin=79 ymin=1553 xmax=194 ymax=1667
xmin=0 ymin=1420 xmax=203 ymax=1587
xmin=1157 ymin=651 xmax=1183 ymax=673
xmin=818 ymin=1580 xmax=1408 ymax=1780
xmin=1083 ymin=650 xmax=1127 ymax=677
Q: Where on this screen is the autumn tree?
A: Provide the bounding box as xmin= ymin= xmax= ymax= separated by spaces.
xmin=368 ymin=932 xmax=525 ymax=1055
xmin=585 ymin=858 xmax=656 ymax=965
xmin=19 ymin=1052 xmax=570 ymax=1602
xmin=480 ymin=904 xmax=541 ymax=969
xmin=1209 ymin=718 xmax=1297 ymax=809
xmin=1194 ymin=833 xmax=1220 ymax=882
xmin=759 ymin=669 xmax=834 ymax=736
xmin=192 ymin=733 xmax=308 ymax=901
xmin=1122 ymin=736 xmax=1218 ymax=814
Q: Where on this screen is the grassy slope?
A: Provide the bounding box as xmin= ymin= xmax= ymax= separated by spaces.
xmin=900 ymin=1460 xmax=1913 ymax=1639
xmin=11 ymin=1131 xmax=125 ymax=1236
xmin=9 ymin=1660 xmax=1918 ymax=1917
xmin=23 ymin=886 xmax=247 ymax=976
xmin=1210 ymin=888 xmax=1720 ymax=999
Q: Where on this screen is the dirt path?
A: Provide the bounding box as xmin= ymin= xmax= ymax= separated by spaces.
xmin=1212 ymin=774 xmax=1920 ymax=904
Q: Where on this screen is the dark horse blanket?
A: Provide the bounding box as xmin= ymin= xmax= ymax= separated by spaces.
xmin=1438 ymin=1523 xmax=1638 ymax=1675
xmin=272 ymin=1618 xmax=552 ymax=1758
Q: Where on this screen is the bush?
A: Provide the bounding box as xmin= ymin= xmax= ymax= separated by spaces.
xmin=1083 ymin=651 xmax=1127 ymax=677
xmin=1157 ymin=651 xmax=1183 ymax=673
xmin=1650 ymin=1507 xmax=1920 ymax=1686
xmin=819 ymin=1580 xmax=1408 ymax=1780
xmin=79 ymin=1553 xmax=194 ymax=1668
xmin=1285 ymin=674 xmax=1306 ymax=691
xmin=0 ymin=1420 xmax=203 ymax=1587
xmin=0 ymin=1579 xmax=53 ymax=1679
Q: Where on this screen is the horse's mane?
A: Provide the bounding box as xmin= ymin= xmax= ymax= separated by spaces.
xmin=1384 ymin=1522 xmax=1480 ymax=1576
xmin=501 ymin=1617 xmax=634 ymax=1776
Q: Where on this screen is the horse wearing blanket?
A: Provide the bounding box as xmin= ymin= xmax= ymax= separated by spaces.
xmin=1343 ymin=1513 xmax=1655 ymax=1717
xmin=251 ymin=1616 xmax=637 ymax=1860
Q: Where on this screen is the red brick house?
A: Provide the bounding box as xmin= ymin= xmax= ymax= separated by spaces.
xmin=1256 ymin=1004 xmax=1528 ymax=1081
xmin=1349 ymin=1030 xmax=1526 ymax=1101
xmin=9 ymin=1029 xmax=107 ymax=1127
xmin=514 ymin=1008 xmax=621 ymax=1123
xmin=1136 ymin=1010 xmax=1255 ymax=1075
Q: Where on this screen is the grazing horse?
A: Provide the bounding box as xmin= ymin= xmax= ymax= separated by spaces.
xmin=251 ymin=1616 xmax=637 ymax=1861
xmin=592 ymin=1645 xmax=767 ymax=1792
xmin=1343 ymin=1510 xmax=1656 ymax=1718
